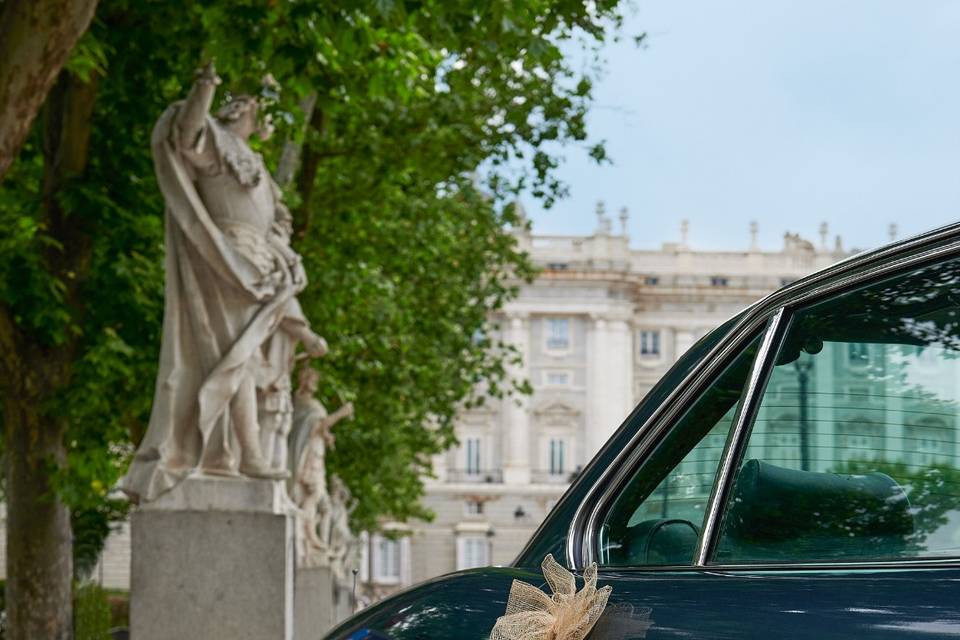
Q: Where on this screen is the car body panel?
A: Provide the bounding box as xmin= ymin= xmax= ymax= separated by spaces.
xmin=325 ymin=567 xmax=527 ymax=640
xmin=327 ymin=565 xmax=960 ymax=639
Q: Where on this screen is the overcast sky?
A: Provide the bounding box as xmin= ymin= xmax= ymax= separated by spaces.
xmin=523 ymin=1 xmax=960 ymax=252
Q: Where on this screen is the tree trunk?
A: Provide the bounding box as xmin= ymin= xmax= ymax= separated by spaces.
xmin=2 ymin=68 xmax=99 ymax=640
xmin=293 ymin=105 xmax=325 ymax=238
xmin=0 ymin=0 xmax=99 ymax=182
xmin=5 ymin=386 xmax=72 ymax=640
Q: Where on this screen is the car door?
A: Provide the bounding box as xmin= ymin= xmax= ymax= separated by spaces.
xmin=582 ymin=250 xmax=960 ymax=639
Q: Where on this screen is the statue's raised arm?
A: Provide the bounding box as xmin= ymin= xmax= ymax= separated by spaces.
xmin=177 ymin=62 xmax=220 ymax=159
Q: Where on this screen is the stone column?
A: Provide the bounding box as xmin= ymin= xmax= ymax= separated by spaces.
xmin=431 ymin=450 xmax=448 ymax=483
xmin=674 ymin=329 xmax=697 ymax=359
xmin=586 ymin=316 xmax=634 ymax=458
xmin=502 ymin=313 xmax=531 ymax=484
xmin=608 ymin=318 xmax=635 ymax=428
xmin=130 ymin=476 xmax=296 ymax=640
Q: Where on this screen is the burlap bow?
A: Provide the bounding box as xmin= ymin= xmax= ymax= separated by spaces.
xmin=489 ymin=554 xmax=612 ymax=640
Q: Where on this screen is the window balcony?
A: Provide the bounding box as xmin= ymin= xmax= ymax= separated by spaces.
xmin=446 ymin=469 xmax=503 ymax=484
xmin=530 ymin=469 xmax=576 ymax=484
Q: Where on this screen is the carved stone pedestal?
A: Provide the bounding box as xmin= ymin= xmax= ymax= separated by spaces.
xmin=130 ymin=476 xmax=296 ymax=640
xmin=294 ymin=566 xmax=354 ymax=639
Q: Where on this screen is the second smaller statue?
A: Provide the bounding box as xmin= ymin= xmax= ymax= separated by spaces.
xmin=289 ymin=367 xmax=355 ymax=569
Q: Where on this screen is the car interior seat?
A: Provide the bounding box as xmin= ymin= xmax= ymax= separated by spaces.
xmin=718 ymin=459 xmax=914 ymax=562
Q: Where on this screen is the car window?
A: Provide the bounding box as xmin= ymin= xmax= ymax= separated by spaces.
xmin=715 ymin=257 xmax=960 ymax=564
xmin=598 ymin=332 xmax=762 ymax=566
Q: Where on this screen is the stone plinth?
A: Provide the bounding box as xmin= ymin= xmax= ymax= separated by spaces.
xmin=295 ymin=566 xmax=332 ymax=638
xmin=130 ymin=475 xmax=296 ymax=640
xmin=294 ymin=566 xmax=355 ymax=639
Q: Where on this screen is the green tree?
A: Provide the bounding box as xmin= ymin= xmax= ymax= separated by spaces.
xmin=0 ymin=1 xmax=633 ymax=636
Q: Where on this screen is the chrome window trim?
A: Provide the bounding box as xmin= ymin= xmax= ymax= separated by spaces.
xmin=572 ymin=314 xmax=770 ymax=567
xmin=569 ymin=230 xmax=960 ymax=572
xmin=589 ymin=556 xmax=960 ymax=573
xmin=694 ymin=307 xmax=790 ymax=565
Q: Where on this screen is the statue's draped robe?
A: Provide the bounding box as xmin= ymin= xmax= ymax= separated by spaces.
xmin=288 ymin=394 xmax=328 ymax=504
xmin=123 ymin=105 xmax=307 ymax=501
xmin=256 ymin=309 xmax=308 ymax=469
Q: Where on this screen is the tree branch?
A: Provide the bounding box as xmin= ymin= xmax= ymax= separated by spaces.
xmin=0 ymin=0 xmax=99 ymax=182
xmin=0 ymin=305 xmax=23 ymax=394
xmin=276 ymin=91 xmax=317 ymax=188
xmin=293 ymin=105 xmax=325 ymax=238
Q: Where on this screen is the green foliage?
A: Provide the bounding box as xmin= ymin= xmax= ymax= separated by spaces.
xmin=72 ymin=498 xmax=131 ymax=581
xmin=74 ymin=582 xmax=111 ymax=640
xmin=834 ymin=459 xmax=960 ymax=553
xmin=0 ymin=0 xmax=629 ymax=534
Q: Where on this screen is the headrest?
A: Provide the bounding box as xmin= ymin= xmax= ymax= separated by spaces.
xmin=723 ymin=460 xmax=913 ymax=560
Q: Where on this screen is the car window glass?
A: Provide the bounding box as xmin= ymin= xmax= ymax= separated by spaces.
xmin=715 ymin=257 xmax=960 ymax=564
xmin=599 ymin=332 xmax=762 ymax=566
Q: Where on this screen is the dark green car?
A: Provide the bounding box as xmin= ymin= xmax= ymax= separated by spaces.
xmin=328 ymin=223 xmax=960 ymax=639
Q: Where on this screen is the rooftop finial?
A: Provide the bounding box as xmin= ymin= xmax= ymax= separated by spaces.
xmin=819 ymin=222 xmax=828 ymax=250
xmin=749 ymin=220 xmax=758 ymax=251
xmin=619 ymin=206 xmax=629 ymax=236
xmin=888 ymin=223 xmax=898 ymax=242
xmin=594 ymin=200 xmax=612 ymax=234
xmin=680 ymin=219 xmax=689 ymax=247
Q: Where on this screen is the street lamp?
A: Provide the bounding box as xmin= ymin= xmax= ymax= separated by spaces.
xmin=794 ymin=357 xmax=814 ymax=471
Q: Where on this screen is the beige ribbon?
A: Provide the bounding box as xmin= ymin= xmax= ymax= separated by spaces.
xmin=490 ymin=554 xmax=612 ymax=640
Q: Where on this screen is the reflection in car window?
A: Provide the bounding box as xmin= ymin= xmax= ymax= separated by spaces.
xmin=599 ymin=333 xmax=762 ymax=566
xmin=715 ymin=257 xmax=960 ymax=564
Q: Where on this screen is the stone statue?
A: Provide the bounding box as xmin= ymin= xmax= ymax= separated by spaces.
xmin=289 ymin=367 xmax=354 ymax=566
xmin=326 ymin=476 xmax=357 ymax=578
xmin=255 ymin=215 xmax=328 ymax=474
xmin=123 ymin=62 xmax=326 ymax=502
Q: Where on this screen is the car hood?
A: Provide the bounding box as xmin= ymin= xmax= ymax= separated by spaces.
xmin=324 ymin=566 xmax=541 ymax=640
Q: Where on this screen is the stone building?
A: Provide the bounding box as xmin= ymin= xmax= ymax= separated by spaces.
xmin=359 ymin=205 xmax=853 ymax=599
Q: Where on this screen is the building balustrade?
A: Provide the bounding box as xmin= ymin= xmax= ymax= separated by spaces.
xmin=446 ymin=469 xmax=504 ymax=483
xmin=530 ymin=469 xmax=579 ymax=484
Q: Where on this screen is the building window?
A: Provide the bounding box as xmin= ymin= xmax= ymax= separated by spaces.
xmin=465 ymin=500 xmax=484 ymax=516
xmin=457 ymin=536 xmax=490 ymax=570
xmin=639 ymin=330 xmax=661 ymax=357
xmin=373 ymin=536 xmax=401 ymax=583
xmin=545 ymin=318 xmax=570 ymax=351
xmin=710 ymin=276 xmax=729 ymax=287
xmin=546 ymin=262 xmax=569 ymax=271
xmin=544 ymin=370 xmax=571 ymax=386
xmin=549 ymin=439 xmax=566 ymax=476
xmin=847 ymin=343 xmax=870 ymax=367
xmin=644 ymin=276 xmax=659 ymax=286
xmin=465 ymin=437 xmax=482 ymax=475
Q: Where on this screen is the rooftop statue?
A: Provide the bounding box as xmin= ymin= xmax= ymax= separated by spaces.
xmin=123 ymin=62 xmax=326 ymax=502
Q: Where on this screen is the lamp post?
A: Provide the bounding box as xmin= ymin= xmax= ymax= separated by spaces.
xmin=794 ymin=358 xmax=814 ymax=471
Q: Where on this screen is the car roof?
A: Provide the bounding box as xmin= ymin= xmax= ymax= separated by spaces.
xmin=743 ymin=220 xmax=960 ymax=317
